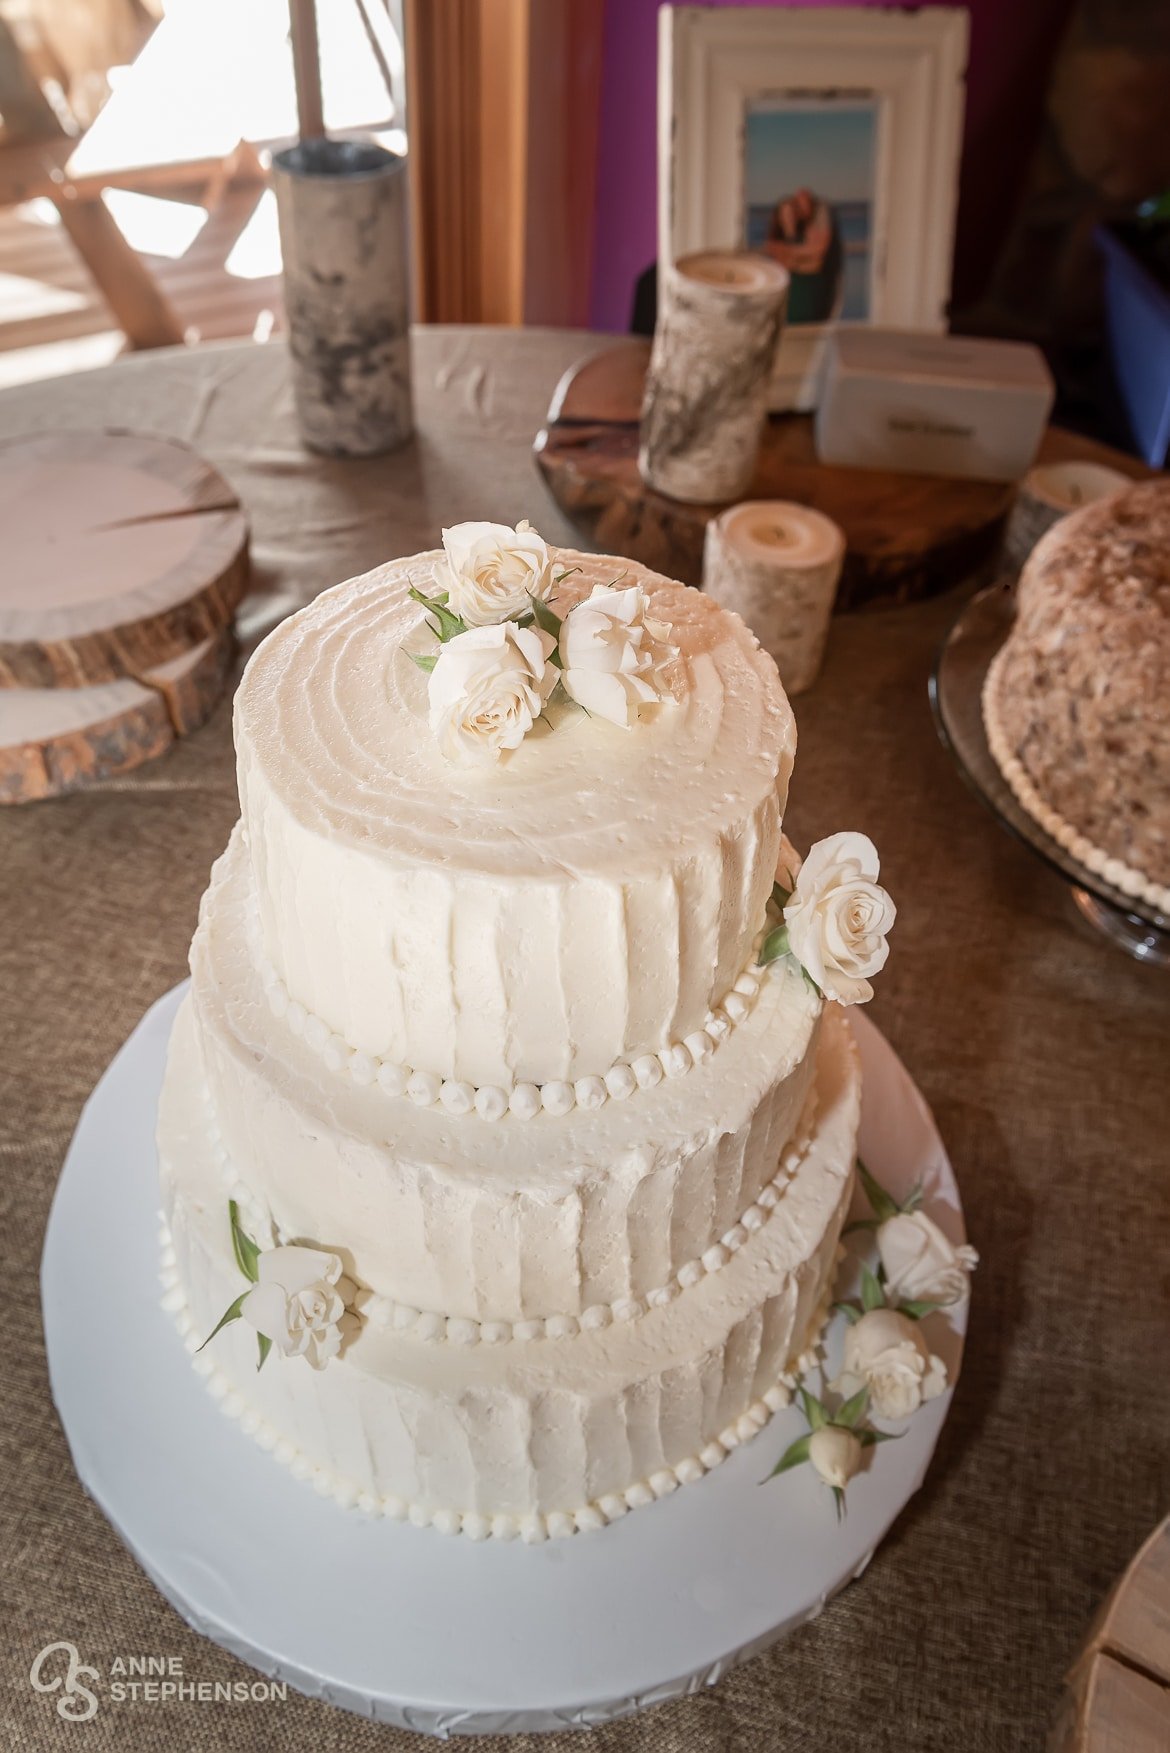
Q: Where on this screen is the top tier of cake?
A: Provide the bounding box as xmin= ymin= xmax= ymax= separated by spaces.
xmin=235 ymin=548 xmax=795 ymax=1088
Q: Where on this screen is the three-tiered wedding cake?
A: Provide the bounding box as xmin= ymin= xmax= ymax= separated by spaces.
xmin=157 ymin=522 xmax=895 ymax=1541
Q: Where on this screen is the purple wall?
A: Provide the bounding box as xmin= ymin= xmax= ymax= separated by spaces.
xmin=588 ymin=0 xmax=1073 ymax=333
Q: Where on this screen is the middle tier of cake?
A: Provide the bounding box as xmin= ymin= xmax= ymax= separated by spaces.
xmin=189 ymin=824 xmax=827 ymax=1326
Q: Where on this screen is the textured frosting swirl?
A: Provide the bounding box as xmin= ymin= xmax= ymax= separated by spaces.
xmin=235 ymin=549 xmax=795 ymax=1085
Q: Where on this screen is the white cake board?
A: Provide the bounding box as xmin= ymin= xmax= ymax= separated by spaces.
xmin=42 ymin=984 xmax=969 ymax=1738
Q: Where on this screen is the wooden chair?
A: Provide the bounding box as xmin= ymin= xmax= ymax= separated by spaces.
xmin=0 ymin=11 xmax=185 ymax=347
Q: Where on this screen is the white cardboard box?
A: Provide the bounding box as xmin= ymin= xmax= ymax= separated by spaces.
xmin=815 ymin=329 xmax=1055 ymax=482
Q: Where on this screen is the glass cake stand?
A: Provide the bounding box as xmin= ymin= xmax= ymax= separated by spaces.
xmin=930 ymin=581 xmax=1170 ymax=966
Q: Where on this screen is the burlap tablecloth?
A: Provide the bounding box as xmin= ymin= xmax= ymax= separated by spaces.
xmin=1 ymin=332 xmax=1166 ymax=1753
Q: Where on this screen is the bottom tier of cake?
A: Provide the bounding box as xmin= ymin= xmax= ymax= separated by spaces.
xmin=159 ymin=1001 xmax=860 ymax=1541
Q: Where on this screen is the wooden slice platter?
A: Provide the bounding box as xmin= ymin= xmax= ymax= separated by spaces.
xmin=533 ymin=341 xmax=1150 ymax=609
xmin=0 ymin=430 xmax=249 ymax=686
xmin=0 ymin=626 xmax=234 ymax=804
xmin=1052 ymin=1516 xmax=1170 ymax=1752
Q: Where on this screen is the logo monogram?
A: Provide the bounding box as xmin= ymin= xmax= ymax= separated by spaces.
xmin=29 ymin=1642 xmax=100 ymax=1722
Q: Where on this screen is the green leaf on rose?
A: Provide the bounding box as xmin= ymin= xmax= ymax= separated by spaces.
xmin=197 ymin=1291 xmax=247 ymax=1352
xmin=230 ymin=1200 xmax=260 ymax=1283
xmin=856 ymin=1159 xmax=899 ymax=1223
xmin=406 ymin=650 xmax=438 ymax=672
xmin=528 ymin=593 xmax=563 ymax=637
xmin=552 ymin=566 xmax=581 ymax=586
xmin=832 ymin=1299 xmax=863 ymax=1324
xmin=832 ymin=1485 xmax=846 ymax=1521
xmin=858 ymin=1428 xmax=901 ymax=1448
xmin=898 ymin=1299 xmax=944 ymax=1322
xmin=860 ymin=1261 xmax=885 ymax=1313
xmin=408 ymin=585 xmax=467 ymax=643
xmin=835 ymin=1388 xmax=869 ymax=1429
xmin=771 ymin=878 xmax=793 ymax=910
xmin=766 ymin=1432 xmax=812 ymax=1478
xmin=758 ymin=924 xmax=790 ymax=966
xmin=257 ymin=1332 xmax=272 ymax=1371
xmin=528 ymin=593 xmax=564 ymax=666
xmin=797 ymin=1385 xmax=827 ymax=1430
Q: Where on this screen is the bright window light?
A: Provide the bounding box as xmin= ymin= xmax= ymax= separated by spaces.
xmin=224 ymin=191 xmax=282 ymax=281
xmin=0 ymin=272 xmax=89 ymax=322
xmin=101 ymin=189 xmax=208 ymax=260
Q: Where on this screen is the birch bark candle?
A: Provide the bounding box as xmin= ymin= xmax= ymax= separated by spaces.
xmin=703 ymin=501 xmax=845 ymax=696
xmin=639 ymin=252 xmax=788 ymax=504
xmin=273 ymin=138 xmax=412 ymax=458
xmin=1003 ymin=461 xmax=1130 ymax=573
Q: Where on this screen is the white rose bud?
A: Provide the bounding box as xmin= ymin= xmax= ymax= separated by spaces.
xmin=842 ymin=1308 xmax=948 ymax=1421
xmin=559 ymin=583 xmax=677 ymax=728
xmin=877 ymin=1211 xmax=978 ymax=1307
xmin=427 ymin=621 xmax=557 ymax=764
xmin=241 ymin=1244 xmax=351 ymax=1372
xmin=808 ymin=1424 xmax=862 ymax=1491
xmin=784 ymin=832 xmax=896 ymax=1006
xmin=438 ymin=519 xmax=553 ymax=625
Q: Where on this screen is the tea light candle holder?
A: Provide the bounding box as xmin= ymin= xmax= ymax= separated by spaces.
xmin=639 ymin=252 xmax=788 ymax=504
xmin=1004 ymin=461 xmax=1130 ymax=573
xmin=703 ymin=501 xmax=845 ymax=696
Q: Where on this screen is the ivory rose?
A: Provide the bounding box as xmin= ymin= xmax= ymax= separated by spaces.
xmin=559 ymin=583 xmax=676 ymax=728
xmin=427 ymin=621 xmax=557 ymax=764
xmin=840 ymin=1308 xmax=947 ymax=1420
xmin=808 ymin=1424 xmax=862 ymax=1491
xmin=241 ymin=1245 xmax=351 ymax=1371
xmin=438 ymin=519 xmax=553 ymax=625
xmin=783 ymin=832 xmax=896 ymax=1006
xmin=878 ymin=1210 xmax=978 ymax=1307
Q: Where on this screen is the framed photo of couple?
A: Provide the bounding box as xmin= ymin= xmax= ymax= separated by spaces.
xmin=658 ymin=6 xmax=969 ymax=410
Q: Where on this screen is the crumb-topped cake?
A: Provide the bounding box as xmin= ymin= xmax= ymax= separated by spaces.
xmin=157 ymin=521 xmax=898 ymax=1540
xmin=984 ymin=478 xmax=1170 ymax=913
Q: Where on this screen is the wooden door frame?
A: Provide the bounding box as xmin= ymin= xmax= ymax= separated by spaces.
xmin=404 ymin=0 xmax=604 ymax=326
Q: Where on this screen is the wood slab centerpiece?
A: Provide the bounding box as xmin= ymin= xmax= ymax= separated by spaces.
xmin=0 ymin=431 xmax=248 ymax=802
xmin=534 ymin=341 xmax=1147 ymax=610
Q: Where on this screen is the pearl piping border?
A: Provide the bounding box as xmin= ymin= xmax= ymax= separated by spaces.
xmin=159 ymin=1215 xmax=840 ymax=1544
xmin=248 ymin=891 xmax=787 ymax=1121
xmin=983 ymin=647 xmax=1170 ymax=915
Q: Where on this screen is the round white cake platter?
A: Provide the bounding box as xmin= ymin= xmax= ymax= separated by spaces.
xmin=42 ymin=983 xmax=969 ymax=1738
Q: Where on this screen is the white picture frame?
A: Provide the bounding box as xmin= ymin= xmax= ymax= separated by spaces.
xmin=658 ymin=6 xmax=969 ymax=411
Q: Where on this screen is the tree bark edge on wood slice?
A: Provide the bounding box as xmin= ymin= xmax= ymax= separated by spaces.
xmin=0 ymin=430 xmax=250 ymax=687
xmin=0 ymin=627 xmax=235 ymax=806
xmin=533 ymin=342 xmax=1151 ymax=611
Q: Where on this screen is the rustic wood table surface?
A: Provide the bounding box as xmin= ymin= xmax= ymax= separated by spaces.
xmin=1 ymin=330 xmax=1166 ymax=1753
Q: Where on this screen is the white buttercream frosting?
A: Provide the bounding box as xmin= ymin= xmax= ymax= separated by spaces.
xmin=189 ymin=827 xmax=824 ymax=1322
xmin=234 ymin=549 xmax=795 ymax=1087
xmin=159 ymin=997 xmax=860 ymax=1530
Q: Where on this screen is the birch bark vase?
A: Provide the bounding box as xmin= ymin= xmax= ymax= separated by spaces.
xmin=273 ymin=139 xmax=412 ymax=458
xmin=639 ymin=253 xmax=788 ymax=504
xmin=703 ymin=502 xmax=845 ymax=696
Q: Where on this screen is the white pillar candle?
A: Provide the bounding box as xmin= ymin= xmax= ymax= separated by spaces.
xmin=1004 ymin=461 xmax=1129 ymax=573
xmin=639 ymin=252 xmax=788 ymax=504
xmin=703 ymin=501 xmax=845 ymax=696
